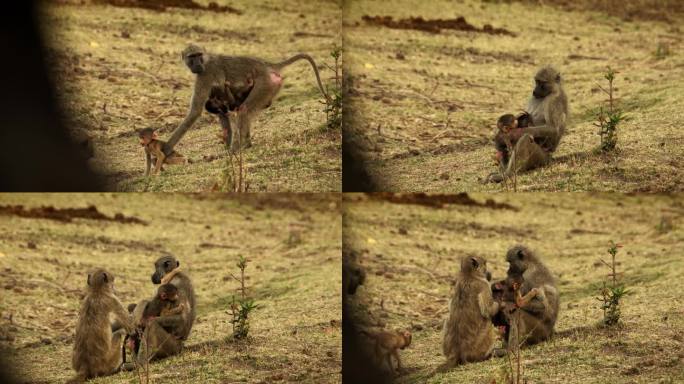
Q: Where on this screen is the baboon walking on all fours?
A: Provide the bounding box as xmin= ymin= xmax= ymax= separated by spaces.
xmin=124 ymin=254 xmax=196 ymax=367
xmin=441 ymin=256 xmax=500 ymax=368
xmin=502 ymin=245 xmax=560 ymax=346
xmin=164 ymin=44 xmax=330 ymax=154
xmin=486 ymin=65 xmax=569 ymax=183
xmin=68 ymin=269 xmax=134 ymax=383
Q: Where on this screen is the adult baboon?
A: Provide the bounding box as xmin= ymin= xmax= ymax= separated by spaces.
xmin=503 ymin=245 xmax=559 ymax=346
xmin=441 ymin=256 xmax=499 ymax=368
xmin=486 ymin=66 xmax=568 ymax=183
xmin=69 ymin=269 xmax=133 ymax=383
xmin=164 ymin=44 xmax=330 ymax=153
xmin=125 ymin=254 xmax=196 ymax=367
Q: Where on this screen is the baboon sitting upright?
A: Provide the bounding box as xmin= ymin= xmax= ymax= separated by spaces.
xmin=442 ymin=256 xmax=499 ymax=368
xmin=503 ymin=245 xmax=559 ymax=346
xmin=486 ymin=66 xmax=569 ymax=183
xmin=126 ymin=254 xmax=196 ymax=367
xmin=69 ymin=269 xmax=133 ymax=383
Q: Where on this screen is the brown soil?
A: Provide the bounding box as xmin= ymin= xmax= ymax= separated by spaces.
xmin=95 ymin=0 xmax=242 ymax=14
xmin=361 ymin=15 xmax=515 ymax=36
xmin=367 ymin=192 xmax=519 ymax=210
xmin=0 ymin=205 xmax=147 ymax=224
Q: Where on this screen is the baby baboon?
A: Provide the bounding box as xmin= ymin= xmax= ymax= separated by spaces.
xmin=164 ymin=44 xmax=330 ymax=153
xmin=504 ymin=245 xmax=559 ymax=346
xmin=69 ymin=269 xmax=133 ymax=383
xmin=142 ymin=283 xmax=185 ymax=324
xmin=204 ymin=75 xmax=255 ymax=144
xmin=137 ymin=127 xmax=187 ymax=176
xmin=360 ymin=329 xmax=412 ymax=376
xmin=493 ymin=112 xmax=533 ymax=167
xmin=442 ymin=256 xmax=499 ymax=368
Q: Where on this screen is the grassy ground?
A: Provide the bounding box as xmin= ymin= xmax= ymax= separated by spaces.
xmin=0 ymin=193 xmax=341 ymax=383
xmin=344 ymin=0 xmax=684 ymax=192
xmin=344 ymin=193 xmax=684 ymax=383
xmin=42 ymin=0 xmax=341 ymax=192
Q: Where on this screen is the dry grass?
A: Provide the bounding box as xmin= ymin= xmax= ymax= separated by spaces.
xmin=345 ymin=0 xmax=684 ymax=192
xmin=0 ymin=193 xmax=341 ymax=383
xmin=41 ymin=0 xmax=341 ymax=192
xmin=344 ymin=193 xmax=684 ymax=383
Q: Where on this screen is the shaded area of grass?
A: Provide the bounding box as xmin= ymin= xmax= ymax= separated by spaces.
xmin=0 ymin=193 xmax=341 ymax=383
xmin=42 ymin=0 xmax=341 ymax=192
xmin=344 ymin=193 xmax=684 ymax=383
xmin=345 ymin=0 xmax=684 ymax=192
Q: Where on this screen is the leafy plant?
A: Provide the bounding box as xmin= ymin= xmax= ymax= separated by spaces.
xmin=227 ymin=256 xmax=259 ymax=339
xmin=594 ymin=67 xmax=626 ymax=152
xmin=596 ymin=241 xmax=629 ymax=326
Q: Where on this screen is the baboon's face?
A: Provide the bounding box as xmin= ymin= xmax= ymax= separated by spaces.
xmin=401 ymin=331 xmax=412 ymax=348
xmin=204 ymin=98 xmax=228 ymax=115
xmin=185 ymin=53 xmax=205 ymax=74
xmin=533 ymin=78 xmax=552 ymax=99
xmin=151 ymin=256 xmax=180 ymax=284
xmin=506 ymin=246 xmax=529 ymax=276
xmin=158 ymin=284 xmax=179 ymax=301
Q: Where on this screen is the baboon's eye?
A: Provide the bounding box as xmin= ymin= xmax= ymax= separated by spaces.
xmin=517 ymin=249 xmax=525 ymax=259
xmin=164 ymin=261 xmax=170 ymax=267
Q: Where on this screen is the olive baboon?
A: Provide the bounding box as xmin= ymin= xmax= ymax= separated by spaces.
xmin=486 ymin=66 xmax=568 ymax=183
xmin=442 ymin=256 xmax=499 ymax=368
xmin=503 ymin=245 xmax=559 ymax=346
xmin=360 ymin=329 xmax=412 ymax=376
xmin=124 ymin=255 xmax=196 ymax=368
xmin=163 ymin=44 xmax=330 ymax=154
xmin=69 ymin=269 xmax=133 ymax=383
xmin=137 ymin=128 xmax=187 ymax=176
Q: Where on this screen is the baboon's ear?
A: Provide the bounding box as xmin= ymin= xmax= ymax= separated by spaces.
xmin=102 ymin=272 xmax=108 ymax=283
xmin=87 ymin=274 xmax=91 ymax=286
xmin=555 ymin=73 xmax=561 ymax=82
xmin=176 ymin=260 xmax=180 ymax=268
xmin=470 ymin=257 xmax=479 ymax=268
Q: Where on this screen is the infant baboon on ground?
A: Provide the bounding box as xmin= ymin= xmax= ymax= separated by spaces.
xmin=360 ymin=329 xmax=412 ymax=376
xmin=137 ymin=127 xmax=187 ymax=176
xmin=68 ymin=269 xmax=133 ymax=383
xmin=503 ymin=245 xmax=559 ymax=346
xmin=441 ymin=256 xmax=499 ymax=369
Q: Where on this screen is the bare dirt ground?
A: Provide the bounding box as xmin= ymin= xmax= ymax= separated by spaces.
xmin=344 ymin=193 xmax=684 ymax=383
xmin=42 ymin=0 xmax=341 ymax=192
xmin=344 ymin=0 xmax=684 ymax=192
xmin=0 ymin=193 xmax=341 ymax=383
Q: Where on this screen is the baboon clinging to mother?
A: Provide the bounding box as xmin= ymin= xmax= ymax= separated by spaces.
xmin=486 ymin=65 xmax=569 ymax=183
xmin=164 ymin=44 xmax=330 ymax=153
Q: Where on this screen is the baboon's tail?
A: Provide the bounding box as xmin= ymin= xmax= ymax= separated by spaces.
xmin=273 ymin=54 xmax=331 ymax=103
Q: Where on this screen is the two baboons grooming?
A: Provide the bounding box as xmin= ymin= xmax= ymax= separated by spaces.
xmin=441 ymin=245 xmax=559 ymax=368
xmin=69 ymin=255 xmax=195 ymax=382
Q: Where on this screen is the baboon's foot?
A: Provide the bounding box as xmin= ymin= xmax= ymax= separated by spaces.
xmin=121 ymin=362 xmax=137 ymax=372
